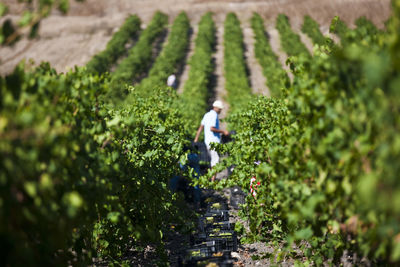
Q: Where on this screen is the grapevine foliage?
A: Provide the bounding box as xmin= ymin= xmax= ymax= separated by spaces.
xmin=301 ymin=15 xmax=328 ymax=46
xmin=329 ymin=16 xmax=352 ymax=45
xmin=0 ymin=63 xmax=191 ymax=266
xmin=251 ymin=13 xmax=289 ymax=97
xmin=205 ymin=8 xmax=400 ymax=265
xmin=179 ymin=12 xmax=216 ymax=133
xmin=276 ymin=14 xmax=310 ymax=58
xmin=137 ymin=12 xmax=190 ymax=94
xmin=86 ymin=15 xmax=142 ymax=75
xmin=0 ymin=0 xmax=85 ymax=46
xmin=223 ymin=13 xmax=253 ymax=114
xmin=109 ymin=12 xmax=168 ymax=99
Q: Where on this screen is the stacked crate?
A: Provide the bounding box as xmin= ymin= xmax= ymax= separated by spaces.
xmin=181 ymin=202 xmax=237 ymax=266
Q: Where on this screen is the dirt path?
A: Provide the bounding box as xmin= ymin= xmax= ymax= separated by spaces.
xmin=177 ymin=25 xmax=198 ymax=94
xmin=242 ymin=23 xmax=269 ymax=96
xmin=298 ymin=31 xmax=314 ymax=55
xmin=214 ymin=22 xmax=229 ymax=125
xmin=267 ymin=25 xmax=293 ymax=81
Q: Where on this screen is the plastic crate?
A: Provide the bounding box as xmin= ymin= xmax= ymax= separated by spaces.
xmin=190 ymin=257 xmax=234 ymax=267
xmin=208 ymin=221 xmax=235 ymax=232
xmin=198 ymin=214 xmax=228 ymax=230
xmin=202 ymin=210 xmax=230 ymax=222
xmin=207 ymin=202 xmax=228 ymax=212
xmin=207 ymin=231 xmax=238 ymax=252
xmin=194 ymin=238 xmax=237 ymax=252
xmin=198 ymin=220 xmax=235 ymax=234
xmin=182 ymin=251 xmax=233 ymax=267
xmin=184 ymin=247 xmax=212 ymax=261
xmin=192 ymin=230 xmax=238 ymax=252
xmin=190 ymin=232 xmax=207 ymax=246
xmin=207 ymin=237 xmax=238 ymax=252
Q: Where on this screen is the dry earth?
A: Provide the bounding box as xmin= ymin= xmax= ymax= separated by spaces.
xmin=177 ymin=24 xmax=199 ymax=94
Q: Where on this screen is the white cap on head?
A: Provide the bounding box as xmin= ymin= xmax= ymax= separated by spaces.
xmin=212 ymin=100 xmax=224 ymax=109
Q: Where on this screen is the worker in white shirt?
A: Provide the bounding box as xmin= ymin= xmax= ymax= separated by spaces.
xmin=167 ymin=74 xmax=177 ymax=89
xmin=194 ymin=100 xmax=229 ymax=182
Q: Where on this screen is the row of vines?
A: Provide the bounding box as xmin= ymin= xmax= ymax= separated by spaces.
xmin=201 ymin=3 xmax=400 ymax=266
xmin=251 ymin=13 xmax=289 ymax=97
xmin=223 ymin=13 xmax=253 ymax=115
xmin=86 ymin=15 xmax=141 ymax=75
xmin=110 ymin=11 xmax=168 ymax=98
xmin=0 ymin=11 xmax=197 ymax=266
xmin=179 ymin=12 xmax=216 ymax=132
xmin=137 ymin=12 xmax=190 ymax=94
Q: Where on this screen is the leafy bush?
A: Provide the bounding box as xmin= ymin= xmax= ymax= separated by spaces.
xmin=0 ymin=62 xmax=191 ymax=265
xmin=86 ymin=15 xmax=141 ymax=74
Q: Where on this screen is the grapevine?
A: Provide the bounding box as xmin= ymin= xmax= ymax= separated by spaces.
xmin=0 ymin=63 xmax=191 ymax=265
xmin=110 ymin=12 xmax=168 ymax=98
xmin=301 ymin=15 xmax=328 ymax=46
xmin=251 ymin=13 xmax=290 ymax=97
xmin=329 ymin=16 xmax=352 ymax=45
xmin=223 ymin=12 xmax=253 ymax=114
xmin=137 ymin=12 xmax=190 ymax=94
xmin=180 ymin=12 xmax=216 ymax=133
xmin=86 ymin=15 xmax=141 ymax=75
xmin=206 ymin=7 xmax=400 ymax=265
xmin=276 ymin=14 xmax=310 ymax=57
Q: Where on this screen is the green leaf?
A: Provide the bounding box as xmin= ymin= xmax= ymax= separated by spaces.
xmin=24 ymin=182 xmax=37 ymax=197
xmin=294 ymin=227 xmax=313 ymax=240
xmin=107 ymin=115 xmax=121 ymax=127
xmin=156 ymin=125 xmax=165 ymax=134
xmin=66 ymin=191 xmax=83 ymax=208
xmin=391 ymin=235 xmax=400 ymax=261
xmin=107 ymin=212 xmax=120 ymax=224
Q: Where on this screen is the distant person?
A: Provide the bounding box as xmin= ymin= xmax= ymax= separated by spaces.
xmin=194 ymin=100 xmax=229 ymax=182
xmin=167 ymin=74 xmax=177 ymax=89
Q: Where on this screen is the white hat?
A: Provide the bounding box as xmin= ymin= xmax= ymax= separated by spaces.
xmin=212 ymin=100 xmax=224 ymax=109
